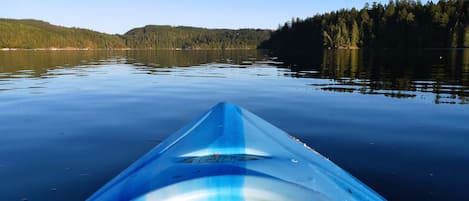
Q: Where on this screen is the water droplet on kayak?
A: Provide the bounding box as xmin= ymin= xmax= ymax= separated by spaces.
xmin=291 ymin=159 xmax=299 ymax=163
xmin=51 ymin=188 xmax=57 ymax=191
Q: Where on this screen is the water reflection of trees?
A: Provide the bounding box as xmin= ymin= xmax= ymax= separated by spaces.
xmin=0 ymin=51 xmax=126 ymax=78
xmin=124 ymin=50 xmax=265 ymax=68
xmin=277 ymin=49 xmax=469 ymax=104
xmin=0 ymin=50 xmax=266 ymax=78
xmin=1 ymin=49 xmax=467 ymax=104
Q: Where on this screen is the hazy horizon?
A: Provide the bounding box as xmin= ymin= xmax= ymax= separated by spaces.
xmin=1 ymin=0 xmax=432 ymax=34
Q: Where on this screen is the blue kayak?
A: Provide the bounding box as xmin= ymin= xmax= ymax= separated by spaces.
xmin=88 ymin=102 xmax=385 ymax=201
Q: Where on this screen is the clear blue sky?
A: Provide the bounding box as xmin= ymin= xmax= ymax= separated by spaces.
xmin=2 ymin=0 xmax=431 ymax=34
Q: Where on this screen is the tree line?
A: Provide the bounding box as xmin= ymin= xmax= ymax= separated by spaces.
xmin=261 ymin=0 xmax=469 ymax=52
xmin=3 ymin=1 xmax=469 ymax=51
xmin=123 ymin=25 xmax=270 ymax=49
xmin=0 ymin=19 xmax=270 ymax=50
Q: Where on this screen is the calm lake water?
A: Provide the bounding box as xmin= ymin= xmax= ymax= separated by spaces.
xmin=0 ymin=49 xmax=468 ymax=201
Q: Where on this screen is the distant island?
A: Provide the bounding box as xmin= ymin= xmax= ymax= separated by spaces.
xmin=1 ymin=1 xmax=468 ymax=51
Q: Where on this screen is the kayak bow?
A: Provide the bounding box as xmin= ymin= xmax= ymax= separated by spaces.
xmin=88 ymin=102 xmax=385 ymax=201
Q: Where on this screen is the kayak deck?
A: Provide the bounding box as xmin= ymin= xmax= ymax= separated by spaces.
xmin=88 ymin=102 xmax=385 ymax=201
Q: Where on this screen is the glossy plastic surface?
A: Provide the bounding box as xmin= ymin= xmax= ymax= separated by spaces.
xmin=88 ymin=102 xmax=385 ymax=201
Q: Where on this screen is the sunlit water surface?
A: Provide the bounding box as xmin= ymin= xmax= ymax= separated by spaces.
xmin=0 ymin=50 xmax=468 ymax=201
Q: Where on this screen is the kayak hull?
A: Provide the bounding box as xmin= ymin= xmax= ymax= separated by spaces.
xmin=88 ymin=102 xmax=385 ymax=201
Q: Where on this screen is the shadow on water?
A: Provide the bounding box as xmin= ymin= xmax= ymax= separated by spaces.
xmin=271 ymin=49 xmax=469 ymax=104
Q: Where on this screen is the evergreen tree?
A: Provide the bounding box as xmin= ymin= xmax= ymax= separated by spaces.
xmin=464 ymin=25 xmax=469 ymax=47
xmin=261 ymin=0 xmax=469 ymax=51
xmin=351 ymin=20 xmax=360 ymax=48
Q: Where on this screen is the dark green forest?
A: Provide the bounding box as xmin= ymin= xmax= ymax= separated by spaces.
xmin=3 ymin=1 xmax=469 ymax=50
xmin=261 ymin=0 xmax=469 ymax=52
xmin=0 ymin=19 xmax=126 ymax=49
xmin=123 ymin=25 xmax=270 ymax=49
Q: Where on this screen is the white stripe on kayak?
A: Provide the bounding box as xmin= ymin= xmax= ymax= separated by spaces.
xmin=180 ymin=148 xmax=270 ymax=157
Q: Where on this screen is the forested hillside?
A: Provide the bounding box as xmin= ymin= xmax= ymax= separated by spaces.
xmin=0 ymin=19 xmax=270 ymax=50
xmin=261 ymin=0 xmax=469 ymax=51
xmin=122 ymin=25 xmax=271 ymax=49
xmin=4 ymin=1 xmax=469 ymax=51
xmin=0 ymin=19 xmax=126 ymax=49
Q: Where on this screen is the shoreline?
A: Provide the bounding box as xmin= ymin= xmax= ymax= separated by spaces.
xmin=2 ymin=47 xmax=468 ymax=52
xmin=0 ymin=47 xmax=257 ymax=51
xmin=0 ymin=48 xmax=129 ymax=51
